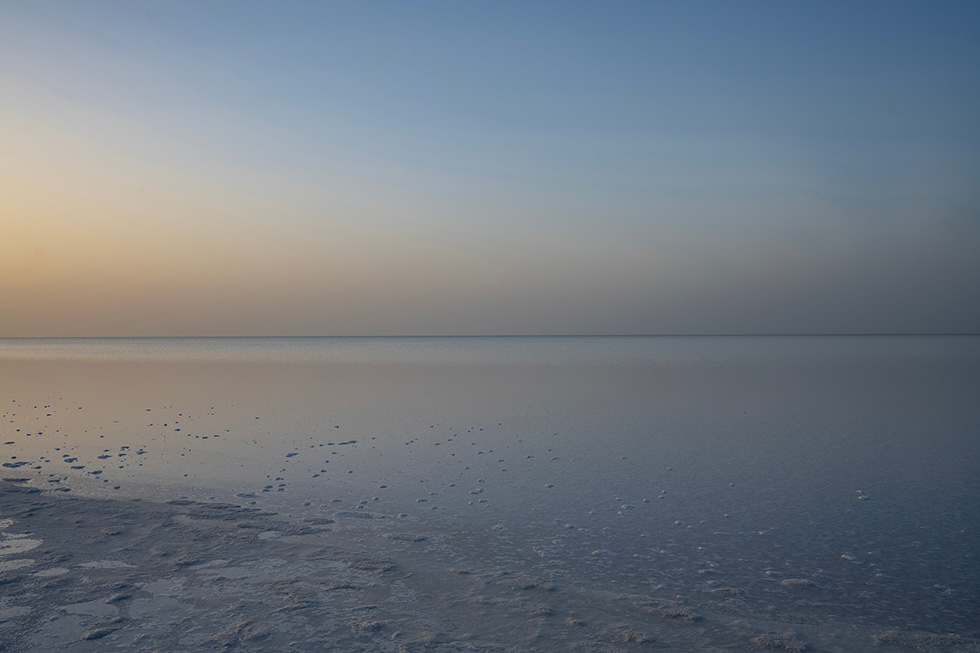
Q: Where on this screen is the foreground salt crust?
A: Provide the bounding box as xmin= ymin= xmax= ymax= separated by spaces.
xmin=1 ymin=480 xmax=976 ymax=652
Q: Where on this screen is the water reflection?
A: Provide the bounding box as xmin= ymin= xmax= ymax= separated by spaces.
xmin=2 ymin=336 xmax=978 ymax=633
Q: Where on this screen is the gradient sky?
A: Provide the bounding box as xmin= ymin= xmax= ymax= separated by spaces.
xmin=2 ymin=1 xmax=979 ymax=336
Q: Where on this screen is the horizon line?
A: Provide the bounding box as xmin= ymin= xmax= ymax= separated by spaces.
xmin=2 ymin=333 xmax=979 ymax=339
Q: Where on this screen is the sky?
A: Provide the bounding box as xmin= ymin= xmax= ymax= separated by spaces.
xmin=2 ymin=1 xmax=979 ymax=336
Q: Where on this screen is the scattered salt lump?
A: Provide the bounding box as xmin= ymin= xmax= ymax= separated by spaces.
xmin=0 ymin=559 xmax=34 ymax=572
xmin=32 ymin=567 xmax=70 ymax=578
xmin=77 ymin=560 xmax=136 ymax=569
xmin=0 ymin=535 xmax=42 ymax=556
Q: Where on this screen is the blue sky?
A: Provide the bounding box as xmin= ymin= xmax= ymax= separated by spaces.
xmin=2 ymin=1 xmax=979 ymax=335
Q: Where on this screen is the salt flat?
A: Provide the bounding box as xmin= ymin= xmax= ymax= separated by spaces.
xmin=2 ymin=336 xmax=979 ymax=651
xmin=5 ymin=481 xmax=977 ymax=652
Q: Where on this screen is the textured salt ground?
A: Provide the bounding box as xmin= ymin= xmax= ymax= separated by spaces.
xmin=1 ymin=481 xmax=978 ymax=653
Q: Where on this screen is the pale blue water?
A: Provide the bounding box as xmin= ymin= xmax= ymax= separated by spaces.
xmin=2 ymin=336 xmax=979 ymax=634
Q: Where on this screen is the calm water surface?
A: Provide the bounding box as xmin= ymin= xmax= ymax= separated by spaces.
xmin=2 ymin=336 xmax=978 ymax=634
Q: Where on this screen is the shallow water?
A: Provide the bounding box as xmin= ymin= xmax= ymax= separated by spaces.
xmin=2 ymin=336 xmax=979 ymax=635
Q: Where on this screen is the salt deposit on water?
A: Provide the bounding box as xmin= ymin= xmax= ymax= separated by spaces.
xmin=1 ymin=336 xmax=978 ymax=651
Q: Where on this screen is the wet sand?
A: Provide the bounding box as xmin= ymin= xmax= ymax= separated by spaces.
xmin=3 ymin=480 xmax=977 ymax=652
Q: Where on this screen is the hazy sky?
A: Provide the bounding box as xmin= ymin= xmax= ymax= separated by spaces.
xmin=2 ymin=1 xmax=979 ymax=336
